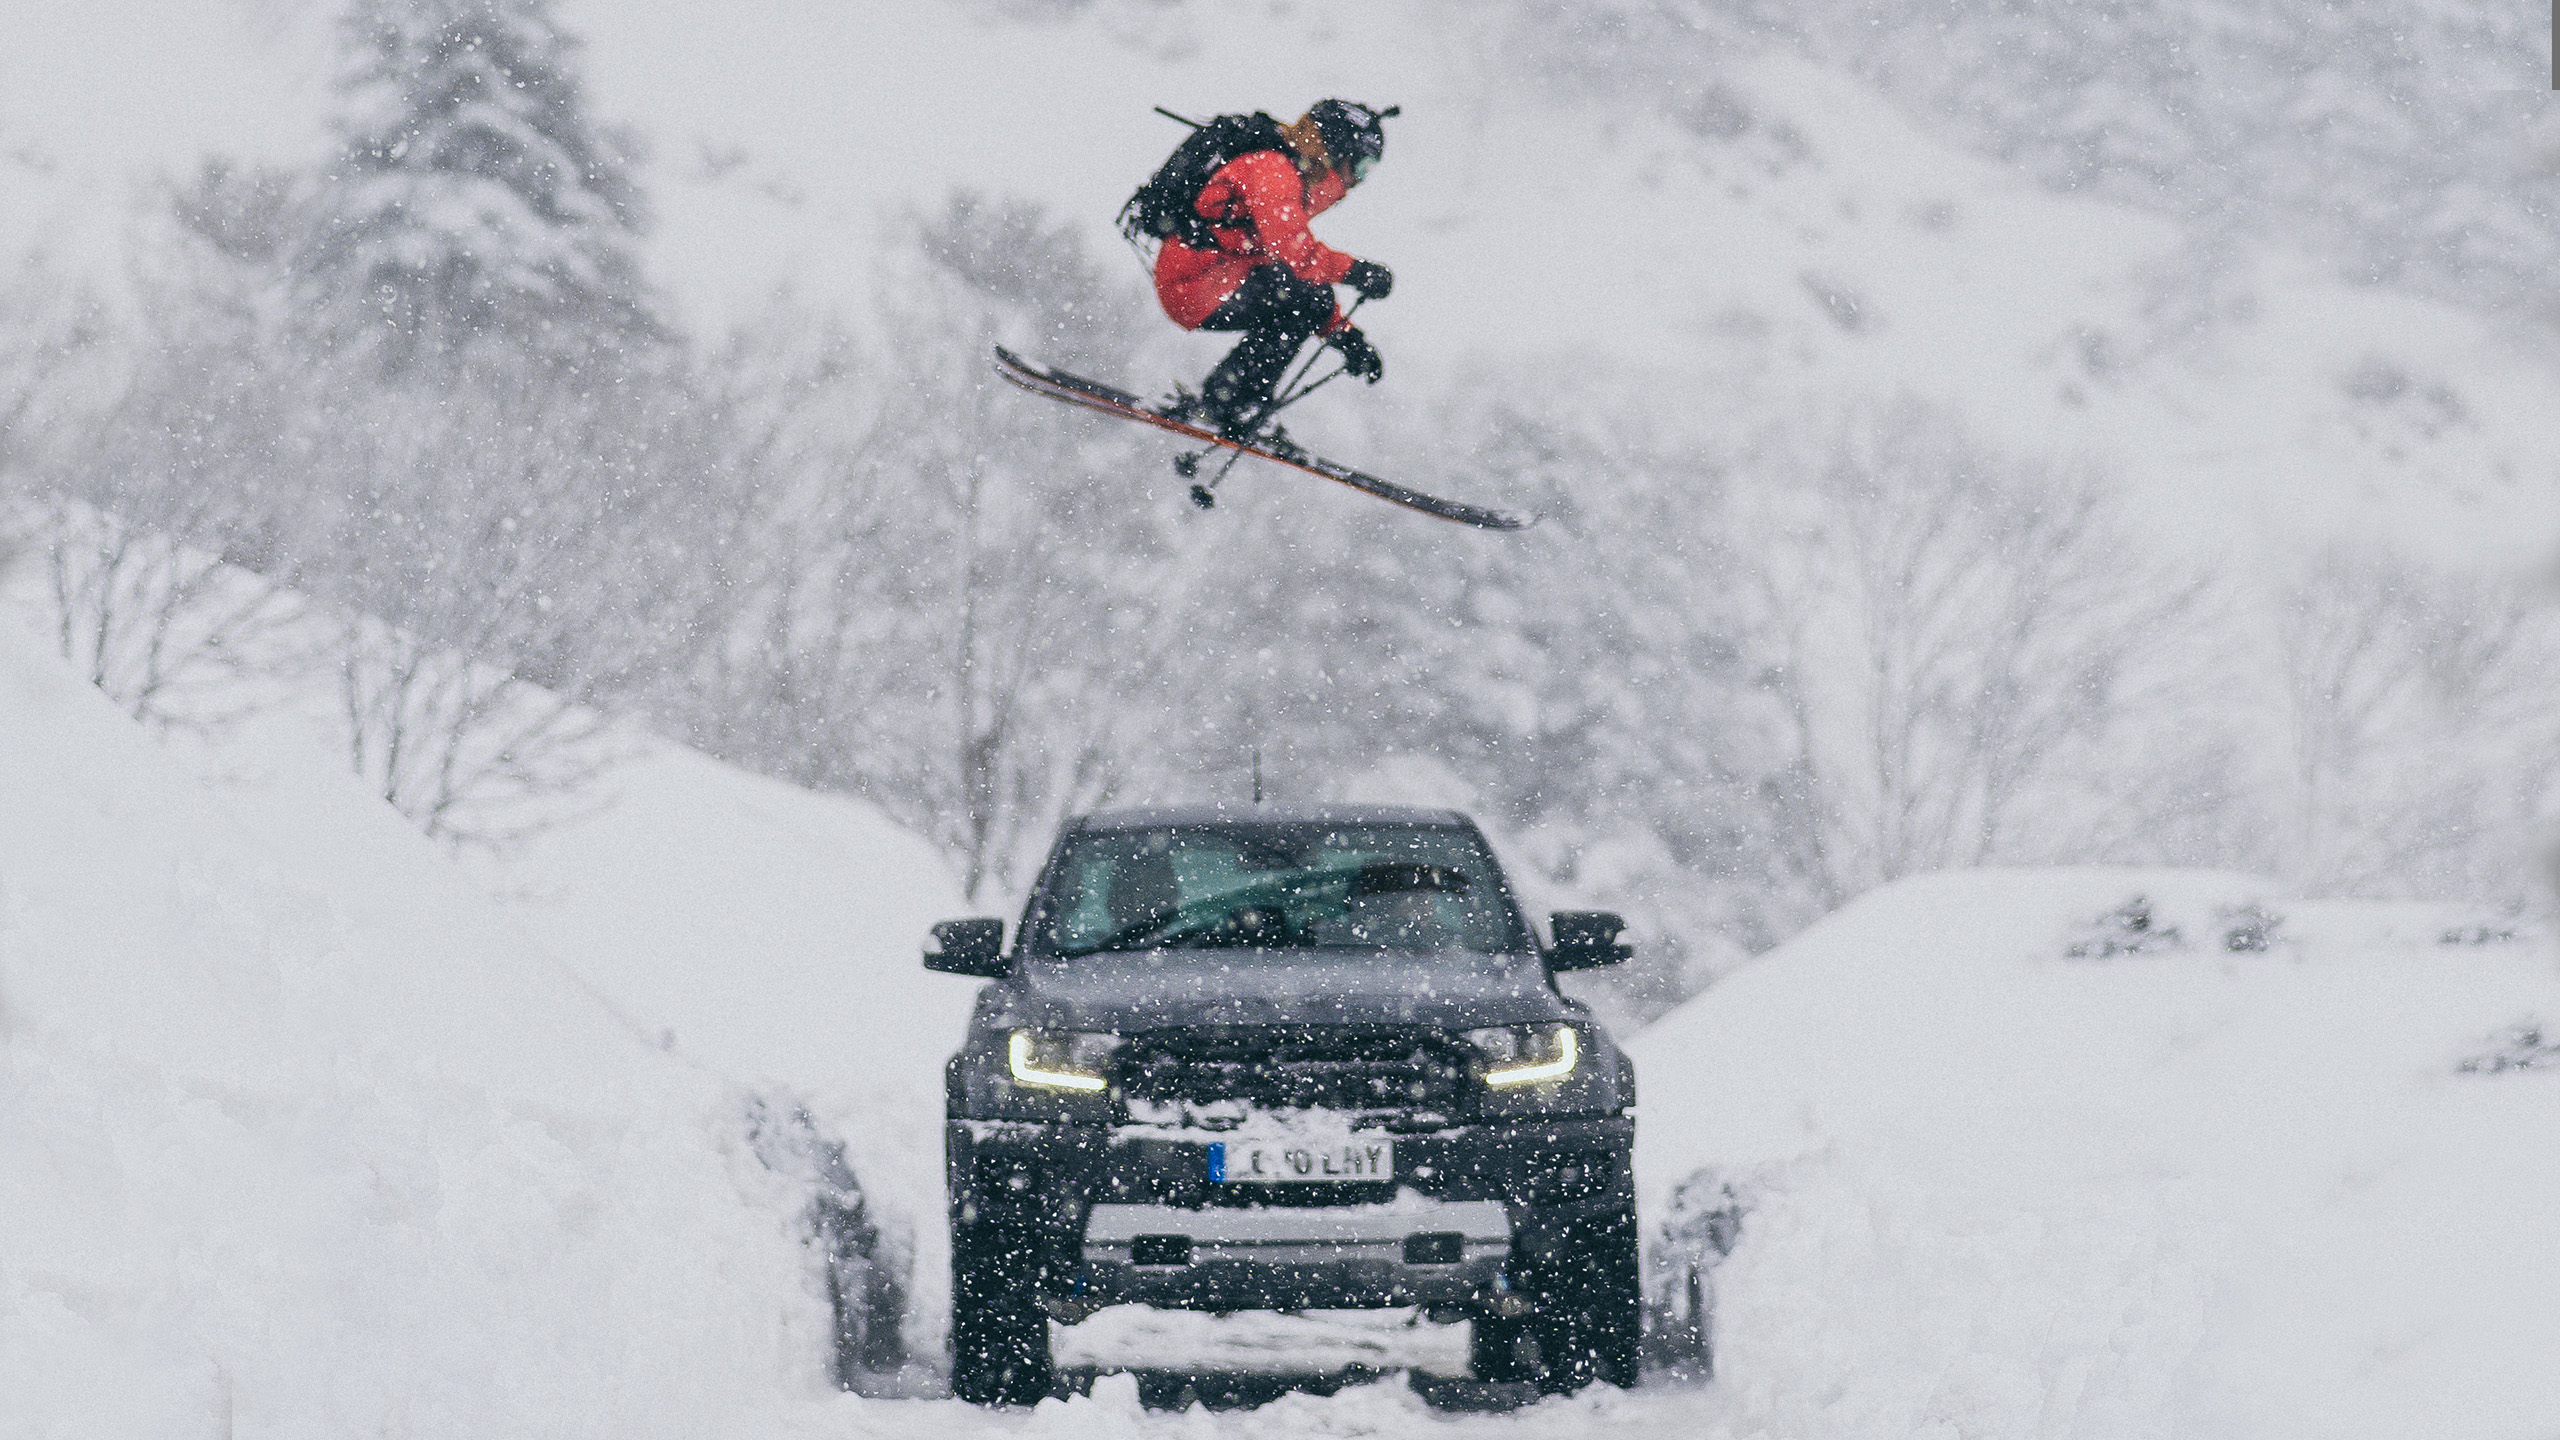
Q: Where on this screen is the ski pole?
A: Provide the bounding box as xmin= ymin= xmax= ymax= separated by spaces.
xmin=1154 ymin=106 xmax=1205 ymax=129
xmin=1260 ymin=363 xmax=1347 ymax=421
xmin=1251 ymin=297 xmax=1363 ymax=433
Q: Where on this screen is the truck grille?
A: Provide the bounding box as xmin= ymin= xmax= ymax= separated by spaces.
xmin=1117 ymin=1026 xmax=1472 ymax=1119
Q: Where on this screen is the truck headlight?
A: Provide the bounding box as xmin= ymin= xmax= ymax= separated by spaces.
xmin=1464 ymin=1023 xmax=1580 ymax=1087
xmin=1007 ymin=1030 xmax=1119 ymax=1093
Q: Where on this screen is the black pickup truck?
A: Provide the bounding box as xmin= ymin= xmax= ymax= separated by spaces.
xmin=925 ymin=804 xmax=1639 ymax=1404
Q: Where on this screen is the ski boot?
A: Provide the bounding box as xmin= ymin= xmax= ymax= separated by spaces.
xmin=1159 ymin=384 xmax=1291 ymax=448
xmin=1155 ymin=384 xmax=1216 ymax=430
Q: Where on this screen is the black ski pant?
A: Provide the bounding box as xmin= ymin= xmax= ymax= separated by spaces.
xmin=1196 ymin=264 xmax=1333 ymax=423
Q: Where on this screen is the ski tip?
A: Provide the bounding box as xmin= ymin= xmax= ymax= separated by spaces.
xmin=992 ymin=345 xmax=1050 ymax=379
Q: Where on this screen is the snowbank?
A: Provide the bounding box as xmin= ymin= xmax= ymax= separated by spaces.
xmin=0 ymin=626 xmax=832 ymax=1439
xmin=487 ymin=739 xmax=975 ymax=1125
xmin=1632 ymin=869 xmax=2560 ymax=1440
xmin=484 ymin=740 xmax=978 ymax=1350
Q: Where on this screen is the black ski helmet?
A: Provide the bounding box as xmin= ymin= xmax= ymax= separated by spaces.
xmin=1308 ymin=99 xmax=1398 ymax=184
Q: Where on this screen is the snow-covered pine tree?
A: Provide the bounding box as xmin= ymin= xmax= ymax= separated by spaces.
xmin=303 ymin=0 xmax=659 ymax=373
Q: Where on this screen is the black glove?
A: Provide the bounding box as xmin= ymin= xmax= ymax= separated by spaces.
xmin=1330 ymin=326 xmax=1384 ymax=383
xmin=1343 ymin=259 xmax=1394 ymax=301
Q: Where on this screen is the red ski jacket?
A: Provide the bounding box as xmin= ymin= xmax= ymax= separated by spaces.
xmin=1154 ymin=149 xmax=1357 ymax=332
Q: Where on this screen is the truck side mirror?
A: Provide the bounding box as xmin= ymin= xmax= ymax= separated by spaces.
xmin=924 ymin=918 xmax=1008 ymax=978
xmin=1548 ymin=911 xmax=1632 ymax=971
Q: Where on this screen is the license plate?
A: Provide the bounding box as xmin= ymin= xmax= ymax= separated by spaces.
xmin=1208 ymin=1137 xmax=1394 ymax=1184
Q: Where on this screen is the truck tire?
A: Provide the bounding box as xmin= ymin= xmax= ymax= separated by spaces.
xmin=1506 ymin=1206 xmax=1641 ymax=1394
xmin=949 ymin=1208 xmax=1052 ymax=1406
xmin=1469 ymin=1309 xmax=1538 ymax=1383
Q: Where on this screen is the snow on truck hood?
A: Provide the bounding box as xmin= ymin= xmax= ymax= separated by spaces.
xmin=1001 ymin=949 xmax=1567 ymax=1031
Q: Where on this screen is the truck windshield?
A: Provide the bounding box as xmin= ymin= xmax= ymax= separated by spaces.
xmin=1035 ymin=824 xmax=1529 ymax=957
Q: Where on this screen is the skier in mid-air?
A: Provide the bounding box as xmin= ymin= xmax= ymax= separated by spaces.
xmin=993 ymin=99 xmax=1532 ymax=529
xmin=1142 ymin=100 xmax=1397 ymax=441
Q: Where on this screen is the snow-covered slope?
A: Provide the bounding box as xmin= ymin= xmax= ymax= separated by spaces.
xmin=6 ymin=2 xmax=2555 ymax=560
xmin=488 ymin=740 xmax=974 ymax=1111
xmin=482 ymin=738 xmax=978 ymax=1345
xmin=1631 ymin=870 xmax=2560 ymax=1440
xmin=0 ymin=625 xmax=834 ymax=1439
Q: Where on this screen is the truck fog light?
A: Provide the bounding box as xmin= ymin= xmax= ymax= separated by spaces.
xmin=1404 ymin=1232 xmax=1463 ymax=1265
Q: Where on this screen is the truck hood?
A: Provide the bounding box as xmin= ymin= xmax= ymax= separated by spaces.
xmin=996 ymin=950 xmax=1570 ymax=1031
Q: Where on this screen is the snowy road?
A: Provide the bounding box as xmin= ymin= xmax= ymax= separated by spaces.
xmin=801 ymin=1309 xmax=1719 ymax=1436
xmin=798 ymin=1376 xmax=1712 ymax=1440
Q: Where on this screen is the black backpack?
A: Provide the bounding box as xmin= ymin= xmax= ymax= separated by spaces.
xmin=1118 ymin=111 xmax=1288 ymax=250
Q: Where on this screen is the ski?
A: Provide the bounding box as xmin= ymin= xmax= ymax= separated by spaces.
xmin=992 ymin=347 xmax=1537 ymax=532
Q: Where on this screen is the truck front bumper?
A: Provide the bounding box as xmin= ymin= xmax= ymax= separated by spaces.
xmin=948 ymin=1113 xmax=1633 ymax=1314
xmin=1078 ymin=1197 xmax=1510 ymax=1310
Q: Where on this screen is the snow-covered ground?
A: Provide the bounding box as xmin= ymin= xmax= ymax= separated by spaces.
xmin=8 ymin=604 xmax=2558 ymax=1438
xmin=442 ymin=719 xmax=2560 ymax=1439
xmin=0 ymin=626 xmax=844 ymax=1438
xmin=483 ymin=738 xmax=980 ymax=1352
xmin=1632 ymin=870 xmax=2560 ymax=1440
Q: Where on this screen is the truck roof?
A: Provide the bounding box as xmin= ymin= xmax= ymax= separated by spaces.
xmin=1069 ymin=802 xmax=1475 ymax=832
